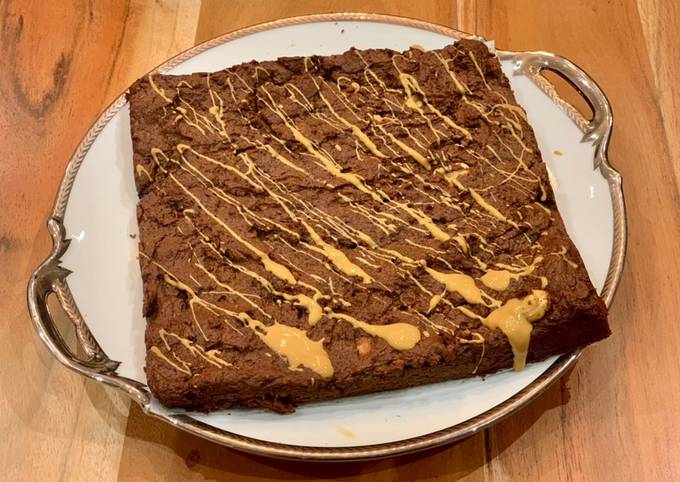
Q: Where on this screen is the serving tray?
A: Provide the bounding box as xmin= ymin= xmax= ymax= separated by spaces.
xmin=28 ymin=13 xmax=626 ymax=461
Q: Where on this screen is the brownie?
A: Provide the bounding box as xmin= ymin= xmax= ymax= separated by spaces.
xmin=127 ymin=39 xmax=610 ymax=413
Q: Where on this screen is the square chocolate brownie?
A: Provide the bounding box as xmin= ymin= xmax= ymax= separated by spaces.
xmin=127 ymin=39 xmax=609 ymax=412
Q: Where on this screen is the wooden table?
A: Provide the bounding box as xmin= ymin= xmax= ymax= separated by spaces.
xmin=2 ymin=1 xmax=679 ymax=480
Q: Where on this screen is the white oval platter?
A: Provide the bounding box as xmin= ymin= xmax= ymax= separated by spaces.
xmin=28 ymin=13 xmax=625 ymax=460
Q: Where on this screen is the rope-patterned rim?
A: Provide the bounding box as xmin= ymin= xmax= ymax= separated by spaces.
xmin=29 ymin=12 xmax=626 ymax=461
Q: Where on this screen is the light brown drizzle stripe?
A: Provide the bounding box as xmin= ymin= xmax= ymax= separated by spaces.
xmin=159 ymin=329 xmax=232 ymax=368
xmin=192 ymin=221 xmax=328 ymax=325
xmin=302 ymin=221 xmax=374 ymax=283
xmin=469 ymin=189 xmax=520 ymax=228
xmin=330 ymin=313 xmax=421 ymax=350
xmin=551 ymin=246 xmax=578 ymax=268
xmin=246 ymin=315 xmax=334 ymax=378
xmin=314 ymin=79 xmax=387 ymax=158
xmin=259 ymin=82 xmax=453 ymax=243
xmin=283 ymin=292 xmax=325 ymax=325
xmin=259 ymin=86 xmax=383 ymax=203
xmin=150 ymin=346 xmax=191 ymax=375
xmin=135 ymin=164 xmax=152 ymax=181
xmin=480 ymin=256 xmax=544 ymax=291
xmin=149 ymin=247 xmax=422 ymax=375
xmin=483 ymin=290 xmax=549 ymax=370
xmin=458 ymin=332 xmax=486 ymax=374
xmin=395 ymin=70 xmax=473 ymax=140
xmin=140 ymin=253 xmax=213 ymax=341
xmin=148 ymin=74 xmax=172 ymax=103
xmin=150 ymin=256 xmax=334 ymax=377
xmin=392 ymin=201 xmax=451 ymax=242
xmin=425 ymin=267 xmax=499 ymax=307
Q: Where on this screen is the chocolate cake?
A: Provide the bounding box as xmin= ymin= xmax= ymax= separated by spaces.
xmin=127 ymin=39 xmax=610 ymax=413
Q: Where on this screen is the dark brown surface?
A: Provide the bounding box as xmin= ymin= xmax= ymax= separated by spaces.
xmin=127 ymin=39 xmax=609 ymax=412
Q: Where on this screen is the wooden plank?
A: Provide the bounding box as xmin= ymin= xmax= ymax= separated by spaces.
xmin=195 ymin=0 xmax=458 ymax=44
xmin=636 ymin=0 xmax=680 ymax=191
xmin=0 ymin=1 xmax=199 ymax=481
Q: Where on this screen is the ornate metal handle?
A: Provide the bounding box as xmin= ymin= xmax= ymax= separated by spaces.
xmin=504 ymin=50 xmax=613 ymax=174
xmin=503 ymin=50 xmax=626 ymax=306
xmin=512 ymin=51 xmax=612 ymax=142
xmin=27 ymin=218 xmax=150 ymax=406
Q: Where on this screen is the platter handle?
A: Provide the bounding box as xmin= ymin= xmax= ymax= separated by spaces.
xmin=27 ymin=218 xmax=150 ymax=406
xmin=512 ymin=51 xmax=613 ymax=164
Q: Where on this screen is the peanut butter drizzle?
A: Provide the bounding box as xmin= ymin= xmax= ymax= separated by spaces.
xmin=469 ymin=189 xmax=520 ymax=228
xmin=301 ymin=221 xmax=374 ymax=283
xmin=335 ymin=426 xmax=357 ymax=439
xmin=425 ymin=267 xmax=498 ymax=306
xmin=282 ymin=293 xmax=325 ymax=325
xmin=196 ymin=228 xmax=328 ymax=326
xmin=381 ymin=127 xmax=432 ymax=169
xmin=432 ymin=51 xmax=469 ymax=94
xmin=176 ymin=144 xmax=261 ymax=192
xmin=261 ymin=143 xmax=306 ymax=173
xmin=396 ymin=71 xmax=473 ymax=140
xmin=194 ymin=261 xmax=272 ymax=319
xmin=483 ymin=290 xmax=549 ymax=370
xmin=457 ymin=306 xmax=485 ymax=321
xmin=179 ymin=175 xmax=296 ymax=284
xmin=459 ymin=332 xmax=486 ymax=374
xmin=148 ymin=74 xmax=172 ymax=103
xmin=151 ymin=74 xmax=230 ymax=140
xmin=150 ymin=346 xmax=191 ymax=375
xmin=206 ymin=75 xmax=231 ymax=140
xmin=393 ymin=201 xmax=451 ymax=242
xmin=259 ymin=86 xmax=384 ymax=203
xmin=159 ymin=329 xmax=232 ymax=368
xmin=260 ymin=85 xmax=451 ymax=243
xmin=480 ymin=256 xmax=544 ymax=291
xmin=427 ymin=293 xmax=444 ymax=313
xmin=551 ymin=246 xmax=578 ymax=268
xmin=174 ymin=104 xmax=207 ymax=136
xmin=160 ymin=236 xmax=420 ymax=370
xmin=152 ymin=256 xmax=334 ymax=377
xmin=246 ymin=315 xmax=334 ymax=378
xmin=467 ymin=50 xmax=492 ymax=91
xmin=438 ymin=167 xmax=469 ymax=190
xmin=313 ymin=79 xmax=387 ymax=158
xmin=405 ymin=238 xmax=446 ymax=254
xmin=480 ymin=270 xmax=518 ymax=291
xmin=453 ymin=234 xmax=470 ymax=254
xmin=139 ymin=255 xmax=213 ymax=342
xmin=135 ymin=164 xmax=152 ymax=181
xmin=330 ymin=313 xmax=421 ymax=350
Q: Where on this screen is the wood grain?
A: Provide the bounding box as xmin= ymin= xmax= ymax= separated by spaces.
xmin=0 ymin=1 xmax=199 ymax=481
xmin=194 ymin=0 xmax=458 ymax=44
xmin=1 ymin=1 xmax=679 ymax=480
xmin=636 ymin=0 xmax=680 ymax=190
